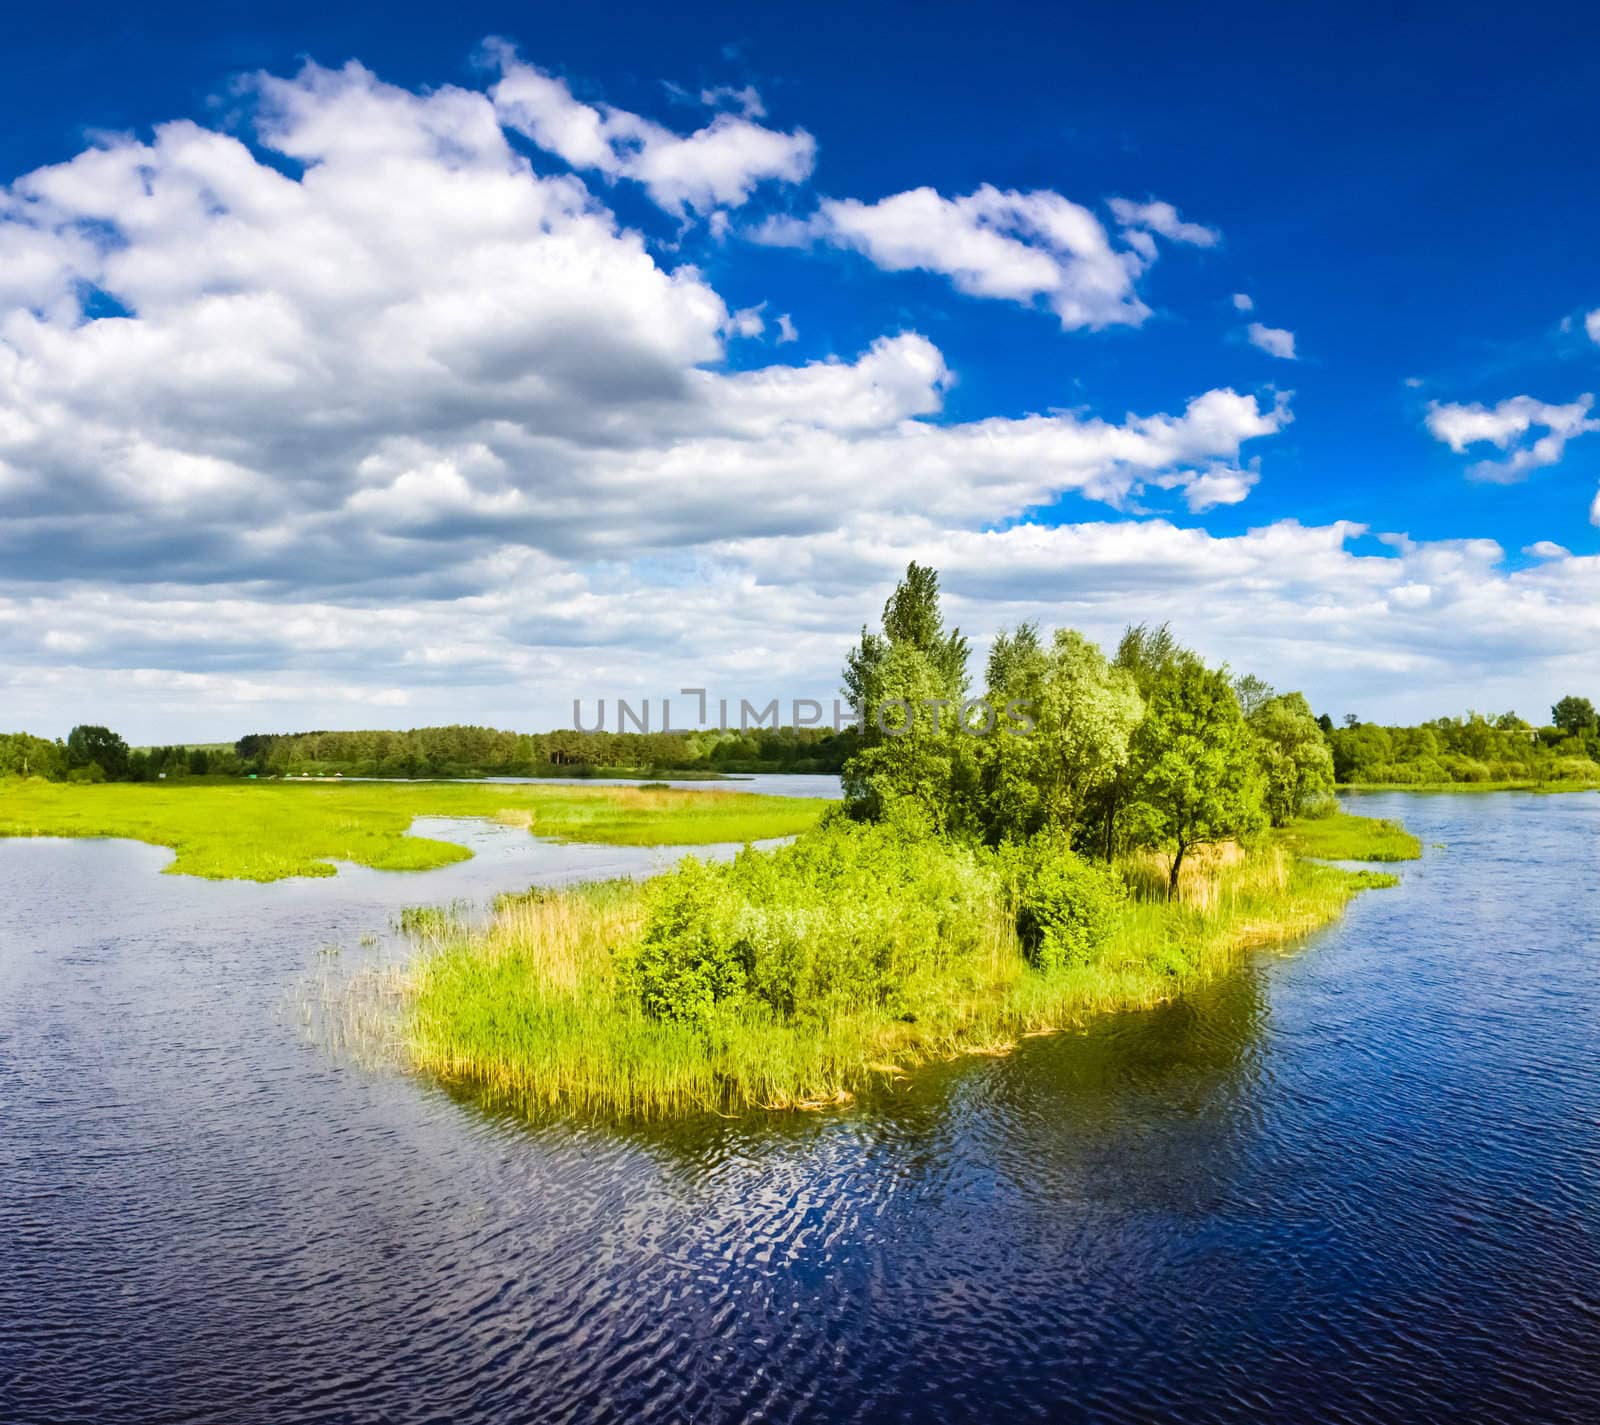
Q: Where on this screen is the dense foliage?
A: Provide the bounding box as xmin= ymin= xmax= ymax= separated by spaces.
xmin=833 ymin=563 xmax=1303 ymax=886
xmin=620 ymin=818 xmax=996 ymax=1028
xmin=1327 ymin=710 xmax=1600 ymax=786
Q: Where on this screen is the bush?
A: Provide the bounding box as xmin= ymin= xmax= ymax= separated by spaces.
xmin=621 ymin=820 xmax=996 ymax=1028
xmin=1013 ymin=834 xmax=1124 ymax=972
xmin=620 ymin=859 xmax=749 ymax=1025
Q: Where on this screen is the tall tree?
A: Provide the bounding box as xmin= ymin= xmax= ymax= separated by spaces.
xmin=972 ymin=626 xmax=1139 ymax=844
xmin=1130 ymin=656 xmax=1264 ymax=897
xmin=1251 ymin=692 xmax=1335 ymax=825
xmin=840 ymin=563 xmax=973 ymax=827
xmin=1552 ymin=695 xmax=1597 ymax=736
xmin=66 ymin=725 xmax=130 ymax=781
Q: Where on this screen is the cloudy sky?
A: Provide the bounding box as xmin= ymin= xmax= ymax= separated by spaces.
xmin=5 ymin=0 xmax=1600 ymax=743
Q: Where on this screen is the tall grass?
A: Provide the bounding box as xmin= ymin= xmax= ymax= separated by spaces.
xmin=0 ymin=779 xmax=828 ymax=880
xmin=403 ymin=832 xmax=1403 ymax=1121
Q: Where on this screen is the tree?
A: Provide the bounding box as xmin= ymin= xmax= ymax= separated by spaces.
xmin=976 ymin=627 xmax=1142 ymax=846
xmin=881 ymin=561 xmax=970 ymax=691
xmin=1552 ymin=695 xmax=1597 ymax=736
xmin=1130 ymin=656 xmax=1264 ymax=897
xmin=1251 ymin=692 xmax=1335 ymax=825
xmin=0 ymin=732 xmax=67 ymax=780
xmin=840 ymin=563 xmax=973 ymax=828
xmin=1114 ymin=622 xmax=1180 ymax=698
xmin=1233 ymin=673 xmax=1276 ymax=720
xmin=65 ymin=725 xmax=130 ymax=781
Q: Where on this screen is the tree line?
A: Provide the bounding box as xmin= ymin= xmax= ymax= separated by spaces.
xmin=0 ymin=723 xmax=858 ymax=782
xmin=1323 ymin=700 xmax=1600 ymax=786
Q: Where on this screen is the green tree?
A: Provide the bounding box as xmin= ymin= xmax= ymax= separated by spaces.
xmin=841 ymin=564 xmax=973 ymax=828
xmin=1552 ymin=695 xmax=1597 ymax=736
xmin=66 ymin=725 xmax=130 ymax=781
xmin=976 ymin=627 xmax=1142 ymax=846
xmin=1233 ymin=672 xmax=1276 ymax=719
xmin=1115 ymin=622 xmax=1181 ymax=698
xmin=1251 ymin=692 xmax=1336 ymax=824
xmin=0 ymin=732 xmax=68 ymax=780
xmin=1130 ymin=656 xmax=1264 ymax=897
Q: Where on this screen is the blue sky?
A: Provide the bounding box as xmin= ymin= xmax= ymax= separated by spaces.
xmin=4 ymin=1 xmax=1599 ymax=740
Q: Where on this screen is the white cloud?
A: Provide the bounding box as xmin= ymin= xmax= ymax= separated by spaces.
xmin=726 ymin=304 xmax=765 ymax=338
xmin=1591 ymin=485 xmax=1600 ymax=528
xmin=1585 ymin=309 xmax=1600 ymax=344
xmin=4 ymin=49 xmax=1593 ymax=740
xmin=1178 ymin=465 xmax=1258 ymax=512
xmin=1107 ymin=197 xmax=1221 ymax=248
xmin=486 ymin=44 xmax=814 ymax=216
xmin=0 ymin=59 xmax=1287 ymax=600
xmin=1525 ymin=540 xmax=1571 ymax=559
xmin=760 ymin=184 xmax=1212 ymax=331
xmin=699 ymin=84 xmax=766 ymax=119
xmin=775 ymin=312 xmax=798 ymax=343
xmin=11 ymin=518 xmax=1600 ymax=740
xmin=1232 ymin=292 xmax=1253 ymax=312
xmin=1425 ymin=394 xmax=1600 ymax=483
xmin=1246 ymin=322 xmax=1297 ymax=360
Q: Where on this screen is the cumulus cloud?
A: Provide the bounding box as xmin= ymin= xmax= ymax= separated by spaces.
xmin=758 ymin=185 xmax=1213 ymax=331
xmin=1525 ymin=540 xmax=1571 ymax=559
xmin=2 ymin=49 xmax=1589 ymax=740
xmin=1232 ymin=292 xmax=1253 ymax=312
xmin=486 ymin=44 xmax=814 ymax=216
xmin=0 ymin=58 xmax=1287 ymax=609
xmin=1586 ymin=309 xmax=1600 ymax=344
xmin=1246 ymin=322 xmax=1297 ymax=360
xmin=1425 ymin=394 xmax=1600 ymax=483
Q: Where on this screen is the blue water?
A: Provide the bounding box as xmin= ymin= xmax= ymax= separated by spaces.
xmin=2 ymin=792 xmax=1598 ymax=1423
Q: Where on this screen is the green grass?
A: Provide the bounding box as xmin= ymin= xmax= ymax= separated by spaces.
xmin=0 ymin=778 xmax=828 ymax=880
xmin=403 ymin=825 xmax=1410 ymax=1121
xmin=1273 ymin=812 xmax=1422 ymax=861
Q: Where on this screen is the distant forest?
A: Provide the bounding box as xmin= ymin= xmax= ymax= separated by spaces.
xmin=0 ymin=723 xmax=857 ymax=782
xmin=4 ymin=693 xmax=1599 ymax=789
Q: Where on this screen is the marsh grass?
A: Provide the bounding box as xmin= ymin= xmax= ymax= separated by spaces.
xmin=1273 ymin=812 xmax=1422 ymax=862
xmin=403 ymin=834 xmax=1404 ymax=1121
xmin=0 ymin=778 xmax=827 ymax=880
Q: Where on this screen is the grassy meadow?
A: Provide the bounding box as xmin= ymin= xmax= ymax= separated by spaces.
xmin=401 ymin=816 xmax=1417 ymax=1120
xmin=0 ymin=778 xmax=828 ymax=880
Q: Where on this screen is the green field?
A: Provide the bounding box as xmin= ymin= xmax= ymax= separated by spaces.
xmin=0 ymin=779 xmax=828 ymax=880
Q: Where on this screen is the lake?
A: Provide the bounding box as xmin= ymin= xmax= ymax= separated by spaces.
xmin=3 ymin=791 xmax=1598 ymax=1423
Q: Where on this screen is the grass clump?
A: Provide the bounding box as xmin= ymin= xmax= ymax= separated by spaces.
xmin=403 ymin=813 xmax=1410 ymax=1120
xmin=0 ymin=778 xmax=827 ymax=881
xmin=1272 ymin=811 xmax=1421 ymax=862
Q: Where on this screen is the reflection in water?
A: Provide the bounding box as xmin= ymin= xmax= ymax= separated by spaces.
xmin=3 ymin=793 xmax=1600 ymax=1423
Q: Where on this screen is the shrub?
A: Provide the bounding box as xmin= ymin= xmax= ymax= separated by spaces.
xmin=619 ymin=859 xmax=749 ymax=1025
xmin=1013 ymin=834 xmax=1124 ymax=972
xmin=621 ymin=820 xmax=997 ymax=1028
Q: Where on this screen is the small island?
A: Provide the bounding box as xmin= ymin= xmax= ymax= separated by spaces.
xmin=398 ymin=565 xmax=1422 ymax=1118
